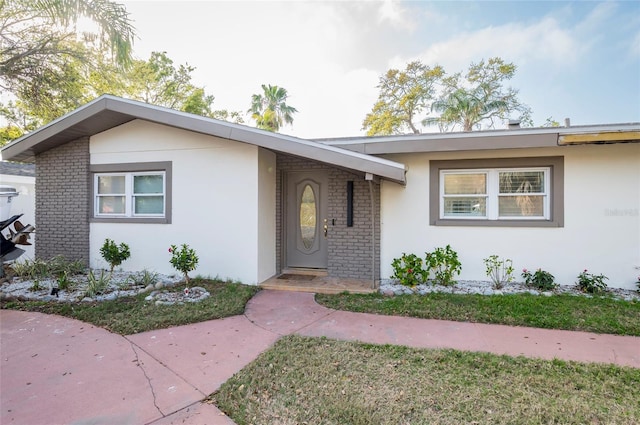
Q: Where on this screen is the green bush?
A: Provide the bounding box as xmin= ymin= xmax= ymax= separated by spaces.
xmin=425 ymin=245 xmax=461 ymax=287
xmin=129 ymin=269 xmax=159 ymax=287
xmin=85 ymin=269 xmax=111 ymax=298
xmin=576 ymin=270 xmax=608 ymax=294
xmin=56 ymin=271 xmax=73 ymax=291
xmin=391 ymin=253 xmax=427 ymax=287
xmin=99 ymin=239 xmax=131 ymax=273
xmin=522 ymin=268 xmax=557 ymax=291
xmin=169 ymin=244 xmax=199 ymax=285
xmin=483 ymin=255 xmax=514 ymax=289
xmin=10 ymin=256 xmax=85 ymax=280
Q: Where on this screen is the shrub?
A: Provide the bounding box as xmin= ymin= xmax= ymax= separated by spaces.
xmin=99 ymin=239 xmax=131 ymax=273
xmin=85 ymin=269 xmax=111 ymax=298
xmin=522 ymin=268 xmax=557 ymax=291
xmin=169 ymin=244 xmax=199 ymax=285
xmin=29 ymin=280 xmax=43 ymax=292
xmin=425 ymin=245 xmax=461 ymax=287
xmin=483 ymin=255 xmax=514 ymax=289
xmin=10 ymin=256 xmax=85 ymax=280
xmin=129 ymin=269 xmax=159 ymax=287
xmin=391 ymin=253 xmax=427 ymax=287
xmin=576 ymin=270 xmax=608 ymax=294
xmin=56 ymin=271 xmax=73 ymax=291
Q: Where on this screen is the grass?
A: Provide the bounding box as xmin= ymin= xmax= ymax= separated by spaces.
xmin=316 ymin=292 xmax=640 ymax=336
xmin=0 ymin=278 xmax=260 ymax=335
xmin=212 ymin=335 xmax=640 ymax=425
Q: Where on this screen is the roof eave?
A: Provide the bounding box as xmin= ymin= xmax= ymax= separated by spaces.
xmin=0 ymin=95 xmax=407 ymax=184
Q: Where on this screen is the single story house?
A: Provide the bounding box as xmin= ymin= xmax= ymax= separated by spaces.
xmin=1 ymin=95 xmax=638 ymax=290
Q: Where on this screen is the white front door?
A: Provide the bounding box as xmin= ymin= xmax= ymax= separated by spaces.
xmin=286 ymin=171 xmax=328 ymax=269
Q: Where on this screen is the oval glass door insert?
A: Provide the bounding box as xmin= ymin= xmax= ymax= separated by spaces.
xmin=300 ymin=184 xmax=317 ymax=249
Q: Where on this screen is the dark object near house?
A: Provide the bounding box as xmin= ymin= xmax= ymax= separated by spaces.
xmin=1 ymin=214 xmax=35 ymax=277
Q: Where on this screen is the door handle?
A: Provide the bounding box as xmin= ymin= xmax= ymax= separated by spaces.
xmin=323 ymin=218 xmax=328 ymax=238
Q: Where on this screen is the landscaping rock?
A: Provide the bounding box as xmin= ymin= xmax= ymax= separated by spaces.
xmin=155 ymin=281 xmax=164 ymax=289
xmin=379 ymin=279 xmax=640 ymax=302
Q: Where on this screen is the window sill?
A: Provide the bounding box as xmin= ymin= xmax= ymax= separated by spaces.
xmin=90 ymin=217 xmax=170 ymax=224
xmin=432 ymin=219 xmax=562 ymax=228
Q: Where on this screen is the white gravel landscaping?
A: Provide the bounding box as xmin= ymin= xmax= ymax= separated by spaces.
xmin=378 ymin=279 xmax=640 ymax=302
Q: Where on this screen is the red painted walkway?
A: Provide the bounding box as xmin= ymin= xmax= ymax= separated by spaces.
xmin=1 ymin=290 xmax=638 ymax=424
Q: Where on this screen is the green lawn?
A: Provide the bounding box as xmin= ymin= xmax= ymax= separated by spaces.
xmin=316 ymin=292 xmax=640 ymax=336
xmin=0 ymin=278 xmax=260 ymax=335
xmin=212 ymin=335 xmax=640 ymax=425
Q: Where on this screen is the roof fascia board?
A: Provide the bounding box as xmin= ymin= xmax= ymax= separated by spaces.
xmin=1 ymin=96 xmax=111 ymax=161
xmin=558 ymin=131 xmax=640 ymax=145
xmin=106 ymin=98 xmax=407 ymax=183
xmin=321 ymin=123 xmax=640 ymax=155
xmin=342 ymin=133 xmax=558 ymax=155
xmin=2 ymin=95 xmax=407 ymax=184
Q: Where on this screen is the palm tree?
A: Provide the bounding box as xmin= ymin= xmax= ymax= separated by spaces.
xmin=423 ymin=84 xmax=508 ymax=132
xmin=248 ymin=84 xmax=298 ymax=132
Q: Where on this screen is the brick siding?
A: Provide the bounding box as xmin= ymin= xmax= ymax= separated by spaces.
xmin=276 ymin=154 xmax=380 ymax=280
xmin=34 ymin=137 xmax=90 ymax=264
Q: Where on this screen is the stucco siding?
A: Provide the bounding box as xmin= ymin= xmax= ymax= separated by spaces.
xmin=257 ymin=148 xmax=276 ymax=282
xmin=380 ymin=144 xmax=640 ymax=290
xmin=89 ymin=120 xmax=266 ymax=284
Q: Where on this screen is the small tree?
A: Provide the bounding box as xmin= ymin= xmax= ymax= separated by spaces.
xmin=168 ymin=244 xmax=199 ymax=286
xmin=99 ymin=239 xmax=131 ymax=273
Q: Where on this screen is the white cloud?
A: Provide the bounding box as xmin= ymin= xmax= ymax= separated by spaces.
xmin=413 ymin=17 xmax=582 ymax=73
xmin=119 ymin=1 xmax=639 ymax=136
xmin=377 ymin=0 xmax=416 ymax=32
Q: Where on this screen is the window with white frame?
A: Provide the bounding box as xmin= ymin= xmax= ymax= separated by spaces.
xmin=430 ymin=157 xmax=564 ymax=227
xmin=91 ymin=161 xmax=172 ymax=223
xmin=95 ymin=172 xmax=165 ymax=217
xmin=441 ymin=168 xmax=549 ymax=220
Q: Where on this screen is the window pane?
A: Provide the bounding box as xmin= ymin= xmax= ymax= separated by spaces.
xmin=299 ymin=185 xmax=316 ymax=249
xmin=444 ymin=173 xmax=486 ymax=194
xmin=134 ymin=196 xmax=164 ymax=214
xmin=134 ymin=175 xmax=163 ymax=194
xmin=499 ymin=171 xmax=544 ymax=194
xmin=499 ymin=195 xmax=544 ymax=216
xmin=98 ymin=176 xmax=125 ymax=194
xmin=98 ymin=196 xmax=125 ymax=214
xmin=444 ymin=197 xmax=486 ymax=216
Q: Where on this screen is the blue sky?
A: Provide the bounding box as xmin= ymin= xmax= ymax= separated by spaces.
xmin=122 ymin=0 xmax=640 ymax=138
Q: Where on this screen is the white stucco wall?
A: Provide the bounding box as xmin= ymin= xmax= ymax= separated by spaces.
xmin=89 ymin=120 xmax=276 ymax=285
xmin=380 ymin=143 xmax=640 ymax=290
xmin=257 ymin=148 xmax=276 ymax=282
xmin=0 ymin=174 xmax=36 ymax=261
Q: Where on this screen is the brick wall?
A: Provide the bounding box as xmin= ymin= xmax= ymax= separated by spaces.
xmin=35 ymin=137 xmax=90 ymax=264
xmin=276 ymin=154 xmax=380 ymax=280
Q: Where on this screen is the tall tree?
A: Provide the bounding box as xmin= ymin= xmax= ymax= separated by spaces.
xmin=423 ymin=57 xmax=531 ymax=132
xmin=0 ymin=0 xmax=135 ymax=93
xmin=363 ymin=61 xmax=444 ymax=136
xmin=249 ymin=84 xmax=297 ymax=132
xmin=0 ymin=50 xmax=242 ymax=145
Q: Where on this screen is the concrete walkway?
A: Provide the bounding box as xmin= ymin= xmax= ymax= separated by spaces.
xmin=1 ymin=290 xmax=639 ymax=424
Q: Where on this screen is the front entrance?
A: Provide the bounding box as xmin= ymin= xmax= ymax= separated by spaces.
xmin=286 ymin=171 xmax=328 ymax=269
